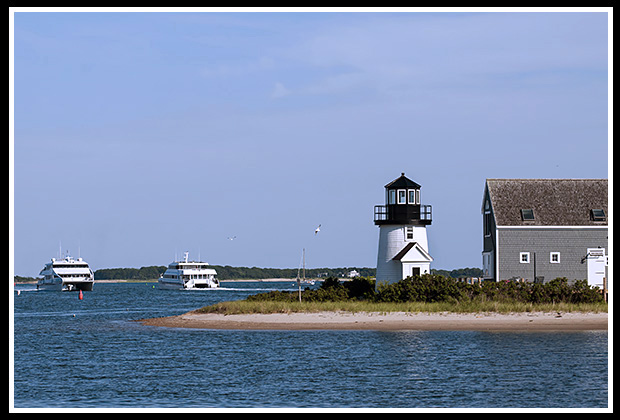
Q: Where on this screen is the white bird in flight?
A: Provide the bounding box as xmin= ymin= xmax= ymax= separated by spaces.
xmin=227 ymin=236 xmax=237 ymax=241
xmin=314 ymin=224 xmax=321 ymax=235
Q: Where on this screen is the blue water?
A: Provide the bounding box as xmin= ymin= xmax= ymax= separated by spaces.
xmin=12 ymin=282 xmax=608 ymax=408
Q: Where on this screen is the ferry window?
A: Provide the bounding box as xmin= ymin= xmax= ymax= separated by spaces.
xmin=389 ymin=190 xmax=396 ymax=205
xmin=398 ymin=190 xmax=407 ymax=204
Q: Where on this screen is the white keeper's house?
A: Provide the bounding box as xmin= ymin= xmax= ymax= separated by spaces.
xmin=481 ymin=179 xmax=608 ymax=287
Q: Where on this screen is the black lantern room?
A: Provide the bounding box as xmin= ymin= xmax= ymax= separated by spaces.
xmin=374 ymin=173 xmax=432 ymax=226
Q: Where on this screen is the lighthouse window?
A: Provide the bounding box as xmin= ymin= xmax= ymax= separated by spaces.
xmin=405 ymin=226 xmax=414 ymax=240
xmin=398 ymin=190 xmax=407 ymax=204
xmin=389 ymin=190 xmax=396 ymax=205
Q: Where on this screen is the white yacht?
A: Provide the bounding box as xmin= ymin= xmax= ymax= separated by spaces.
xmin=158 ymin=252 xmax=219 ymax=290
xmin=37 ymin=254 xmax=95 ymax=291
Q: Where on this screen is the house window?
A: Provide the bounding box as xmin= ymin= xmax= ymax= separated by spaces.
xmin=398 ymin=190 xmax=407 ymax=204
xmin=405 ymin=226 xmax=414 ymax=241
xmin=408 ymin=190 xmax=416 ymax=204
xmin=389 ymin=190 xmax=396 ymax=204
xmin=520 ymin=252 xmax=530 ymax=263
xmin=521 ymin=209 xmax=535 ymax=221
xmin=484 ymin=211 xmax=491 ymax=237
xmin=416 ymin=189 xmax=420 ymax=204
xmin=590 ymin=209 xmax=606 ymax=221
xmin=550 ymin=252 xmax=560 ymax=263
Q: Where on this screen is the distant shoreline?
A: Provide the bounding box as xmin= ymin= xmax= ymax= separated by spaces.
xmin=139 ymin=311 xmax=608 ymax=331
xmin=15 ymin=278 xmax=327 ymax=284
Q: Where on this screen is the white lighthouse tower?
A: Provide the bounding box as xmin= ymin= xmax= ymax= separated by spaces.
xmin=374 ymin=173 xmax=433 ymax=284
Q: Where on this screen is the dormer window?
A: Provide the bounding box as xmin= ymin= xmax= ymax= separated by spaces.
xmin=521 ymin=209 xmax=535 ymax=221
xmin=590 ymin=209 xmax=606 ymax=221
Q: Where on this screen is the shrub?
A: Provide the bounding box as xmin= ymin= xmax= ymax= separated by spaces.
xmin=245 ymin=275 xmax=605 ymax=306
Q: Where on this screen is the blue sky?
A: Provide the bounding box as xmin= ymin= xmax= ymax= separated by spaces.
xmin=11 ymin=10 xmax=609 ymax=276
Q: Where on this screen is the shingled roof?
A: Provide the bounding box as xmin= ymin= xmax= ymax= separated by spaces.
xmin=485 ymin=179 xmax=608 ymax=226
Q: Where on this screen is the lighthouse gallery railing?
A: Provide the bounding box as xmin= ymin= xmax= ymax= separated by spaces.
xmin=374 ymin=204 xmax=432 ymax=223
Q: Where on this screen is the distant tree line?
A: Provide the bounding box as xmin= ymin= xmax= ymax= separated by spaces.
xmin=15 ymin=266 xmax=483 ymax=282
xmin=93 ymin=265 xmax=377 ymax=280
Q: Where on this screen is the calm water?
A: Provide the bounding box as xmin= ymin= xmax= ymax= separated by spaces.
xmin=12 ymin=282 xmax=608 ymax=409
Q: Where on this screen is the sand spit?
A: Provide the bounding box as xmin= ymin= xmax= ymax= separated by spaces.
xmin=138 ymin=310 xmax=608 ymax=331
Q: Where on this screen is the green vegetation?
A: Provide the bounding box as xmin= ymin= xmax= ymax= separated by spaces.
xmin=197 ymin=274 xmax=607 ymax=314
xmin=94 ymin=266 xmax=167 ymax=280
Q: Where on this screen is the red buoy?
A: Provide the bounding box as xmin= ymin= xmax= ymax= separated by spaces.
xmin=79 ymin=290 xmax=83 ymax=300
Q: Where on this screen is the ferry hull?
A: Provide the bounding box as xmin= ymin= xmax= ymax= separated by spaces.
xmin=65 ymin=281 xmax=94 ymax=291
xmin=36 ymin=281 xmax=94 ymax=291
xmin=37 ymin=282 xmax=63 ymax=291
xmin=157 ymin=279 xmax=219 ymax=290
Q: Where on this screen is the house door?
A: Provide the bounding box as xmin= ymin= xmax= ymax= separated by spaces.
xmin=586 ymin=248 xmax=606 ymax=288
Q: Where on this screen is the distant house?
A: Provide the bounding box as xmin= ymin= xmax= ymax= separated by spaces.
xmin=481 ymin=179 xmax=608 ymax=286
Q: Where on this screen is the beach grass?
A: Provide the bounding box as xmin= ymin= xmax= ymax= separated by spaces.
xmin=195 ymin=299 xmax=607 ymax=315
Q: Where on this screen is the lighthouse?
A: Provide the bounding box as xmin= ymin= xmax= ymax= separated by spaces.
xmin=374 ymin=173 xmax=433 ymax=284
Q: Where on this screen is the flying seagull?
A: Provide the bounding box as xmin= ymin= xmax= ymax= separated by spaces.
xmin=314 ymin=224 xmax=321 ymax=235
xmin=227 ymin=236 xmax=237 ymax=241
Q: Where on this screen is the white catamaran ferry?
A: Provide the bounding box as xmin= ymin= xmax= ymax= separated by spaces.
xmin=37 ymin=254 xmax=95 ymax=291
xmin=158 ymin=252 xmax=219 ymax=290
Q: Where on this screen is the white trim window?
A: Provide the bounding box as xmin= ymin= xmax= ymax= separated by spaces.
xmin=398 ymin=189 xmax=407 ymax=204
xmin=408 ymin=190 xmax=416 ymax=204
xmin=550 ymin=252 xmax=561 ymax=263
xmin=389 ymin=190 xmax=396 ymax=204
xmin=416 ymin=189 xmax=420 ymax=204
xmin=520 ymin=252 xmax=530 ymax=263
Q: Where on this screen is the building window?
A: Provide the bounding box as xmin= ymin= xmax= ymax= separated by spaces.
xmin=408 ymin=190 xmax=416 ymax=204
xmin=389 ymin=190 xmax=396 ymax=204
xmin=590 ymin=209 xmax=606 ymax=221
xmin=405 ymin=226 xmax=414 ymax=240
xmin=484 ymin=211 xmax=491 ymax=237
xmin=416 ymin=189 xmax=420 ymax=204
xmin=398 ymin=189 xmax=407 ymax=204
xmin=521 ymin=209 xmax=535 ymax=221
xmin=550 ymin=252 xmax=560 ymax=263
xmin=520 ymin=252 xmax=530 ymax=263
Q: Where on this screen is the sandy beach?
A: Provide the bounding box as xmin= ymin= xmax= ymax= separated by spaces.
xmin=139 ymin=310 xmax=608 ymax=331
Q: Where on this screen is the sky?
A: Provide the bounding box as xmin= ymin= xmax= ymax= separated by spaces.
xmin=11 ymin=9 xmax=610 ymax=277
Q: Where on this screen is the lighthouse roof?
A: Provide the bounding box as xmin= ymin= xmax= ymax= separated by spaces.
xmin=385 ymin=173 xmax=421 ymax=189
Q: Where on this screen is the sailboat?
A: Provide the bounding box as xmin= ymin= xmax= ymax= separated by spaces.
xmin=296 ymin=248 xmax=315 ymax=286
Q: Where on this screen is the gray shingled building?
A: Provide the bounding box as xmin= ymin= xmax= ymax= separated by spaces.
xmin=481 ymin=179 xmax=608 ymax=286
